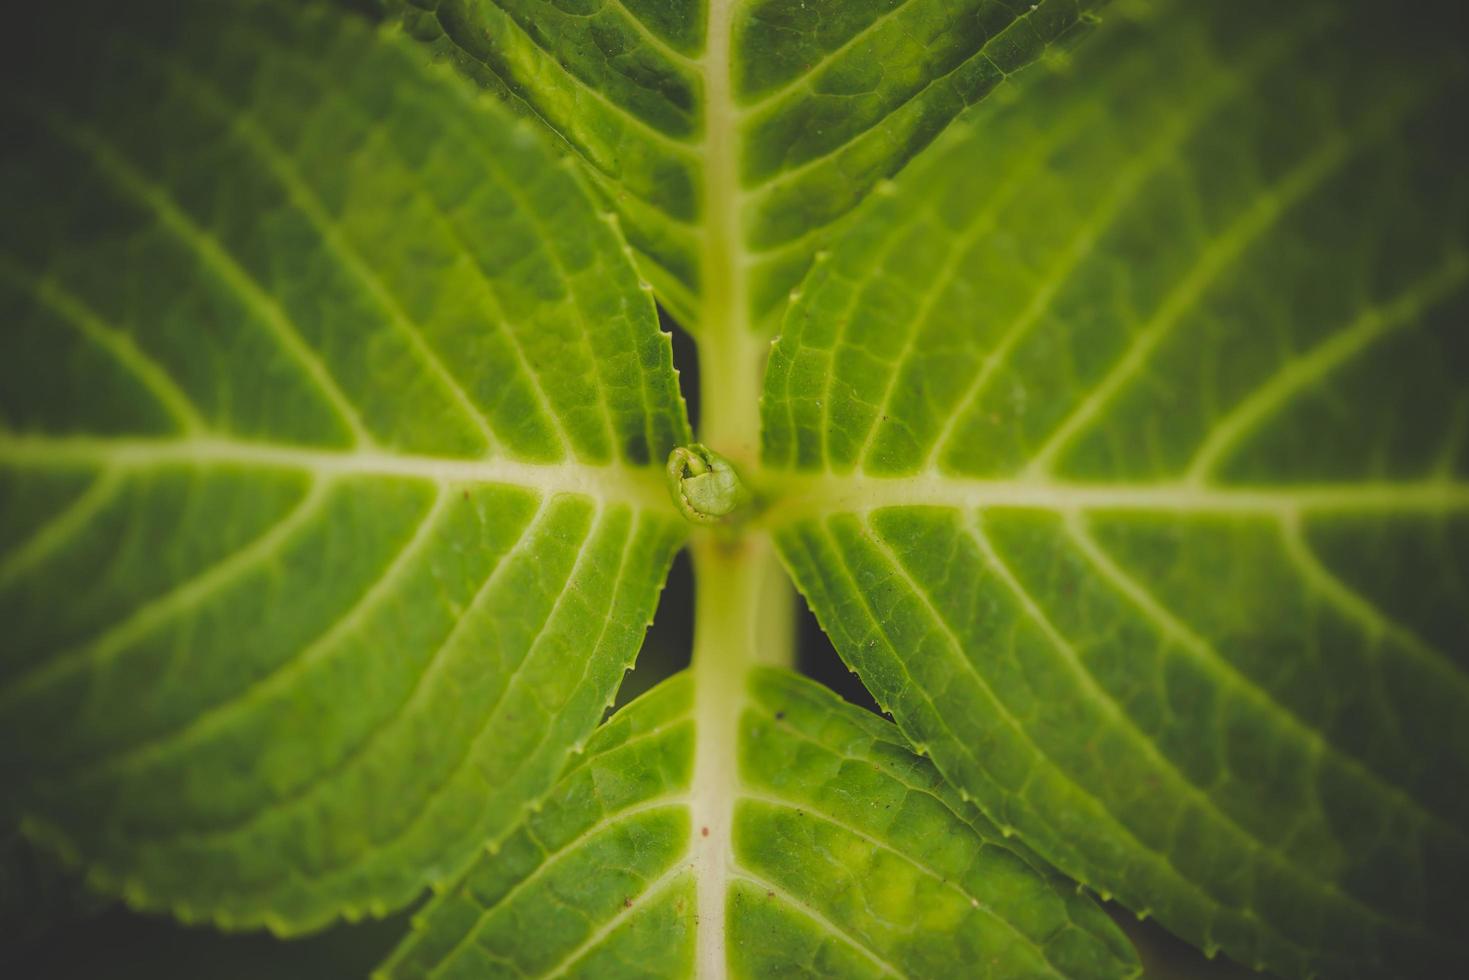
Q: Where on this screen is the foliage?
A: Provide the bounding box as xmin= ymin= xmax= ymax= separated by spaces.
xmin=1 ymin=0 xmax=1464 ymax=977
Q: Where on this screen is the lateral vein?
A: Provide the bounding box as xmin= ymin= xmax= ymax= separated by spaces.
xmin=725 ymin=867 xmax=902 ymax=977
xmin=0 ymin=261 xmax=207 ymax=435
xmin=26 ymin=103 xmax=374 ymax=447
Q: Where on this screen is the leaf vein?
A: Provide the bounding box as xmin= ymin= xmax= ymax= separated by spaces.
xmin=0 ymin=468 xmax=125 ymax=592
xmin=0 ymin=261 xmax=207 ymax=436
xmin=25 ymin=102 xmax=373 ymax=447
xmin=431 ymin=796 xmax=691 ymax=978
xmin=1185 ymin=251 xmax=1469 ymax=480
xmin=920 ymin=21 xmax=1314 ymax=472
xmin=0 ymin=478 xmax=333 ymax=716
xmin=843 ymin=517 xmax=1321 ymax=954
xmin=57 ymin=483 xmax=456 ymax=783
xmin=1023 ymin=79 xmax=1436 ymax=477
xmin=726 ymin=866 xmax=902 ymax=977
xmin=142 ymin=47 xmax=504 ymax=457
xmin=735 ymin=791 xmax=1070 ymax=977
xmin=975 ymin=510 xmax=1447 ymax=925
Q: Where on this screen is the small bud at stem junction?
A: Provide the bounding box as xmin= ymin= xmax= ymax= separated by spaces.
xmin=666 ymin=444 xmax=752 ymax=525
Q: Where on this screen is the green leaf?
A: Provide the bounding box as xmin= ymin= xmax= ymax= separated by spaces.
xmin=380 ymin=668 xmax=1140 ymax=978
xmin=386 ymin=0 xmax=1106 ymax=332
xmin=764 ymin=2 xmax=1469 ymax=977
xmin=0 ymin=0 xmax=689 ymax=933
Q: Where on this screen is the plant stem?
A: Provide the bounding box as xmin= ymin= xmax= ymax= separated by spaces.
xmin=687 ymin=1 xmax=797 ymax=972
xmin=687 ymin=532 xmax=792 ymax=978
xmin=697 ymin=326 xmax=768 ymax=473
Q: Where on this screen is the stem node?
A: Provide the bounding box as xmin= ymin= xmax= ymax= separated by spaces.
xmin=666 ymin=443 xmax=753 ymax=525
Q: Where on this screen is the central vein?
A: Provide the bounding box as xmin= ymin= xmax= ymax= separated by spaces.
xmin=698 ymin=0 xmax=765 ymax=470
xmin=686 ymin=4 xmax=799 ymax=974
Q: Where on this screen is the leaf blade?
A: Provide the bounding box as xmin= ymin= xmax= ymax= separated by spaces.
xmin=381 ymin=668 xmax=1140 ymax=978
xmin=763 ymin=2 xmax=1469 ymax=975
xmin=0 ymin=0 xmax=689 ymax=932
xmin=389 ymin=0 xmax=1107 ymax=332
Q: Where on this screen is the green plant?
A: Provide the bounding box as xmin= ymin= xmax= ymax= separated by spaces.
xmin=1 ymin=0 xmax=1464 ymax=976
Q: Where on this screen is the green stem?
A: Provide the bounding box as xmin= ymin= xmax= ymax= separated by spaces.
xmin=687 ymin=532 xmax=792 ymax=977
xmin=684 ymin=1 xmax=798 ymax=972
xmin=697 ymin=326 xmax=768 ymax=473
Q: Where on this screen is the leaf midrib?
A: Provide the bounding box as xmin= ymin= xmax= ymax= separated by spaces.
xmin=700 ymin=0 xmax=743 ymax=335
xmin=766 ymin=471 xmax=1469 ymax=522
xmin=0 ymin=433 xmax=670 ymax=510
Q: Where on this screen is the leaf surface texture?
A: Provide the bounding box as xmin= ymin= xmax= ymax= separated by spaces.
xmin=764 ymin=2 xmax=1469 ymax=976
xmin=382 ymin=669 xmax=1139 ymax=978
xmin=389 ymin=0 xmax=1106 ymax=329
xmin=0 ymin=0 xmax=689 ymax=932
